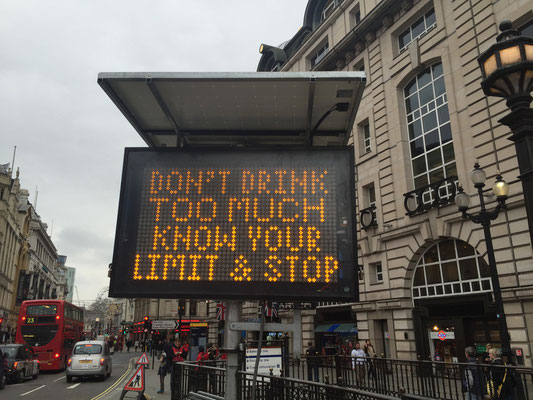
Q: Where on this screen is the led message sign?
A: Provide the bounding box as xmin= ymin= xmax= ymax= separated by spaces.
xmin=109 ymin=148 xmax=357 ymax=301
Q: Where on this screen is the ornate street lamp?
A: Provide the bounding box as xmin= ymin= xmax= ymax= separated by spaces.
xmin=477 ymin=20 xmax=533 ymax=246
xmin=456 ymin=163 xmax=511 ymax=361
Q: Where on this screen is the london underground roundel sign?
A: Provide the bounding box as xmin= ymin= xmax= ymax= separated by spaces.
xmin=437 ymin=330 xmax=447 ymax=341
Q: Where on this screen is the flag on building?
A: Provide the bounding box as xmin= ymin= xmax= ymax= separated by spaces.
xmin=216 ymin=302 xmax=226 ymax=321
xmin=264 ymin=301 xmax=278 ymax=319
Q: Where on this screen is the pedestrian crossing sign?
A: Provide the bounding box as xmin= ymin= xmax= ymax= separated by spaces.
xmin=136 ymin=352 xmax=150 ymax=365
xmin=124 ymin=365 xmax=145 ymax=392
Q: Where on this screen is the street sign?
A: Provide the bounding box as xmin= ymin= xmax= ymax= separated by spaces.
xmin=123 ymin=365 xmax=145 ymax=392
xmin=151 ymin=320 xmax=179 ymax=330
xmin=109 ymin=148 xmax=357 ymax=301
xmin=136 ymin=352 xmax=150 ymax=365
xmin=245 ymin=347 xmax=283 ymax=377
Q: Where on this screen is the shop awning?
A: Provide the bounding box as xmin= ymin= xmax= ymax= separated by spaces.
xmin=315 ymin=324 xmax=357 ymax=334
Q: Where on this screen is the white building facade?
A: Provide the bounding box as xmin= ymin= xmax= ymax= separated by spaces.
xmin=256 ymin=0 xmax=533 ymax=365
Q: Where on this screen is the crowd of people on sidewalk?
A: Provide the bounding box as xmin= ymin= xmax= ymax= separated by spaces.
xmin=303 ymin=339 xmax=519 ymax=400
xmin=462 ymin=345 xmax=517 ymax=400
xmin=156 ymin=335 xmax=223 ymax=395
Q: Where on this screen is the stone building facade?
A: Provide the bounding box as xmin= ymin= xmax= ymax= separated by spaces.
xmin=0 ymin=164 xmax=30 ymax=342
xmin=255 ymin=0 xmax=533 ymax=365
xmin=0 ymin=162 xmax=67 ymax=342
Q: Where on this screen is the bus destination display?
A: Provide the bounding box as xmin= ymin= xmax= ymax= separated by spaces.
xmin=109 ymin=148 xmax=357 ymax=301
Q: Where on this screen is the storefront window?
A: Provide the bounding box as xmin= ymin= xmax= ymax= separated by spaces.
xmin=412 ymin=239 xmax=492 ymax=300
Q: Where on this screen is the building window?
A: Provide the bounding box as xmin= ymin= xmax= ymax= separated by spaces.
xmin=398 ymin=9 xmax=436 ymax=52
xmin=412 ymin=239 xmax=492 ymax=300
xmin=372 ymin=263 xmax=383 ymax=283
xmin=310 ymin=41 xmax=329 ymax=68
xmin=366 ymin=184 xmax=376 ymax=216
xmin=189 ymin=299 xmax=197 ymax=316
xmin=404 ymin=63 xmax=456 ymax=204
xmin=354 ymin=10 xmax=361 ymax=25
xmin=363 ymin=123 xmax=371 ymax=153
xmin=520 ymin=20 xmax=533 ymax=37
xmin=321 ymin=0 xmax=336 ymax=21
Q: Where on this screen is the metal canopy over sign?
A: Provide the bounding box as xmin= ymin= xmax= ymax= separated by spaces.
xmin=109 ymin=147 xmax=357 ymax=301
xmin=98 ymin=72 xmax=365 ymax=148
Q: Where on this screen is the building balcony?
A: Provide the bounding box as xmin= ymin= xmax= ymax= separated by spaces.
xmin=360 ymin=205 xmax=378 ymax=230
xmin=404 ymin=176 xmax=457 ymax=216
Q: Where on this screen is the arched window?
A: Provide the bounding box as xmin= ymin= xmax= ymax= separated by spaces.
xmin=412 ymin=239 xmax=492 ymax=300
xmin=404 ymin=63 xmax=456 ymax=203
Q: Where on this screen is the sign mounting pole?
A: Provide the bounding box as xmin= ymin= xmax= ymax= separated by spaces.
xmin=224 ymin=300 xmax=242 ymax=400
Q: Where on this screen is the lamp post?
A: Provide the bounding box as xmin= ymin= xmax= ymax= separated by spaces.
xmin=477 ymin=20 xmax=533 ymax=247
xmin=455 ymin=163 xmax=512 ymax=360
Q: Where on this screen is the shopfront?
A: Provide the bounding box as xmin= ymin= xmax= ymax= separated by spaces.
xmin=314 ymin=305 xmax=357 ymax=356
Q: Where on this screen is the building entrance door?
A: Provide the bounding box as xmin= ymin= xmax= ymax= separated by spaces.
xmin=427 ymin=322 xmax=458 ymax=363
xmin=413 ymin=294 xmax=498 ymax=362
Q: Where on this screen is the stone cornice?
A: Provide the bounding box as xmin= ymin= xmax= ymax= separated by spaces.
xmin=310 ymin=0 xmax=404 ymax=71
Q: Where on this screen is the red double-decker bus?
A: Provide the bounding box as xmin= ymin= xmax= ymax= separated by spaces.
xmin=16 ymin=300 xmax=84 ymax=370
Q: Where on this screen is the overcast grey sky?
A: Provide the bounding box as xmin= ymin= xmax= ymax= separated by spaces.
xmin=0 ymin=0 xmax=308 ymax=303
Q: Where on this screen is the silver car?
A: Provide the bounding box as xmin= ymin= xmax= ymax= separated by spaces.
xmin=66 ymin=341 xmax=112 ymax=382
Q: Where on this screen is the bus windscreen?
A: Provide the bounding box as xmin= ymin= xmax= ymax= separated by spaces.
xmin=21 ymin=325 xmax=58 ymax=347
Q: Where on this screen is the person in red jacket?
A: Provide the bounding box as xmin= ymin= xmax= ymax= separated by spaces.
xmin=172 ymin=339 xmax=184 ymax=362
xmin=194 ymin=346 xmax=209 ymax=391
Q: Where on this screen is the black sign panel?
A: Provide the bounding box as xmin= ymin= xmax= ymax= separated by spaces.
xmin=109 ymin=148 xmax=357 ymax=301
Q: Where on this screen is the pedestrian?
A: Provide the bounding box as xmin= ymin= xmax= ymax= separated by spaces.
xmin=181 ymin=339 xmax=190 ymax=360
xmin=462 ymin=346 xmax=486 ymax=400
xmin=364 ymin=339 xmax=376 ymax=379
xmin=351 ymin=342 xmax=367 ymax=386
xmin=207 ymin=343 xmax=218 ymax=392
xmin=486 ymin=348 xmax=514 ymax=400
xmin=305 ymin=341 xmax=319 ymax=382
xmin=172 ymin=338 xmax=184 ymax=362
xmin=482 ymin=344 xmax=492 ymax=364
xmin=156 ymin=351 xmax=170 ymax=394
xmin=194 ymin=345 xmax=209 ymax=391
xmin=126 ymin=340 xmax=131 ymax=352
xmin=134 ymin=340 xmax=139 ymax=352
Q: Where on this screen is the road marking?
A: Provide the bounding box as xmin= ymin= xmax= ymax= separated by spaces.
xmin=90 ymin=358 xmax=135 ymax=400
xmin=20 ymin=385 xmax=45 ymax=396
xmin=53 ymin=376 xmax=66 ymax=382
xmin=67 ymin=383 xmax=81 ymax=389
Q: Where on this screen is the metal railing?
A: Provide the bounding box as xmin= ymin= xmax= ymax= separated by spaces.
xmin=172 ymin=361 xmax=226 ymax=400
xmin=237 ymin=371 xmax=399 ymax=400
xmin=288 ymin=355 xmax=533 ymax=399
xmin=171 ymin=355 xmax=533 ymax=400
xmin=403 ymin=175 xmax=457 ymax=216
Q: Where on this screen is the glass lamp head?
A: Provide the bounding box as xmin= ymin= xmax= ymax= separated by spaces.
xmin=492 ymin=174 xmax=509 ymax=199
xmin=477 ymin=20 xmax=533 ymax=110
xmin=470 ymin=163 xmax=487 ymax=187
xmin=455 ymin=186 xmax=470 ymax=211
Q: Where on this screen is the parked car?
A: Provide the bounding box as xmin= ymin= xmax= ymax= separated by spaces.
xmin=0 ymin=348 xmax=7 ymax=389
xmin=0 ymin=344 xmax=40 ymax=383
xmin=66 ymin=340 xmax=112 ymax=382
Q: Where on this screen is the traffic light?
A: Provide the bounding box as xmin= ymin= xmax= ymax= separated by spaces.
xmin=143 ymin=316 xmax=152 ymax=331
xmin=0 ymin=318 xmax=3 ymax=325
